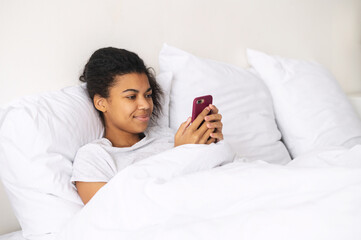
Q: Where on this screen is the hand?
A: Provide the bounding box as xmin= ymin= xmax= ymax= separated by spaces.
xmin=174 ymin=106 xmax=216 ymax=147
xmin=204 ymin=104 xmax=223 ymax=143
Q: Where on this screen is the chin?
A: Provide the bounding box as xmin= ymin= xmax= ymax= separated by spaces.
xmin=134 ymin=123 xmax=149 ymax=133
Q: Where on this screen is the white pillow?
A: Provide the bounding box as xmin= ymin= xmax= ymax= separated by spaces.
xmin=247 ymin=49 xmax=361 ymax=158
xmin=0 ymin=85 xmax=103 ymax=238
xmin=159 ymin=44 xmax=291 ymax=164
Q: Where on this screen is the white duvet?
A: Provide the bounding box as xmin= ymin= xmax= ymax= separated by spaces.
xmin=57 ymin=141 xmax=361 ymax=240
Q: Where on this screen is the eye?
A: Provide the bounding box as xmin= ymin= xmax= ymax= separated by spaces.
xmin=126 ymin=95 xmax=136 ymax=100
xmin=146 ymin=93 xmax=153 ymax=98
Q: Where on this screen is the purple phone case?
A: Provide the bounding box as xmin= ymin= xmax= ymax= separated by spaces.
xmin=191 ymin=95 xmax=213 ymax=122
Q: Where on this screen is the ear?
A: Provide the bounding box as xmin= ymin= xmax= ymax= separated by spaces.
xmin=93 ymin=94 xmax=107 ymax=113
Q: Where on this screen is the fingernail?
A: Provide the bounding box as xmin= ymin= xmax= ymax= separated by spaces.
xmin=205 ymin=116 xmax=209 ymax=121
xmin=206 ymin=107 xmax=210 ymax=111
xmin=207 ymin=123 xmax=211 ymax=128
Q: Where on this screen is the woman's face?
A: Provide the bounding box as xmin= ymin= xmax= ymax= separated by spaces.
xmin=99 ymin=73 xmax=154 ymax=137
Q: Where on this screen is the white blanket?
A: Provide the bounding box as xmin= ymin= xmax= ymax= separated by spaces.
xmin=57 ymin=141 xmax=361 ymax=240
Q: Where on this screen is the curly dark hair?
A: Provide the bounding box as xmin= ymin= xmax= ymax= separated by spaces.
xmin=80 ymin=47 xmax=163 ymax=124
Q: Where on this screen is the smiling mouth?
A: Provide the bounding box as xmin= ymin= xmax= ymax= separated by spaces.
xmin=134 ymin=115 xmax=150 ymax=122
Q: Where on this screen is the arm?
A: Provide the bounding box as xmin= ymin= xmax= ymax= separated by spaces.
xmin=75 ymin=181 xmax=107 ymax=205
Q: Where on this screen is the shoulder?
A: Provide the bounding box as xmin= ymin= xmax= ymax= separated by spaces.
xmin=72 ymin=138 xmax=117 ymax=183
xmin=74 ymin=138 xmax=113 ymax=164
xmin=76 ymin=138 xmax=111 ymax=154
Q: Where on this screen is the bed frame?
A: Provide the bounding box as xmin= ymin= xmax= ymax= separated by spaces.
xmin=1 ymin=0 xmax=360 ymax=235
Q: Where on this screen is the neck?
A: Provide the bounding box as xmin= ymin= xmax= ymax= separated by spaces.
xmin=104 ymin=128 xmax=141 ymax=148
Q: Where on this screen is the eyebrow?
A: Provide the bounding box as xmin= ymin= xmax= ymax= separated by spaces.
xmin=122 ymin=87 xmax=152 ymax=93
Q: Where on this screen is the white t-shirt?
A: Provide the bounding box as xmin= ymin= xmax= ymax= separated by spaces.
xmin=71 ymin=127 xmax=174 ymax=183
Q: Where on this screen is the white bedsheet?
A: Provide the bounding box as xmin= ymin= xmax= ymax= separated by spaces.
xmin=0 ymin=231 xmax=24 ymax=240
xmin=0 ymin=231 xmax=57 ymax=240
xmin=57 ymin=141 xmax=361 ymax=240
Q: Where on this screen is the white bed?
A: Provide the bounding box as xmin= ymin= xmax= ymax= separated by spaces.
xmin=0 ymin=231 xmax=24 ymax=240
xmin=1 ymin=0 xmax=361 ymax=239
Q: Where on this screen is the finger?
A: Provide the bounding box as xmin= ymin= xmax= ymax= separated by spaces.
xmin=210 ymin=132 xmax=224 ymax=141
xmin=190 ymin=106 xmax=211 ymax=130
xmin=175 ymin=117 xmax=192 ymax=137
xmin=193 ymin=119 xmax=212 ymax=140
xmin=200 ymin=128 xmax=215 ymax=144
xmin=209 ymin=104 xmax=219 ymax=114
xmin=205 ymin=113 xmax=222 ymax=122
xmin=206 ymin=137 xmax=216 ymax=145
xmin=205 ymin=121 xmax=223 ymax=130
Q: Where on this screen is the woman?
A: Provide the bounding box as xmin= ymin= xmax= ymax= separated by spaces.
xmin=71 ymin=47 xmax=224 ymax=204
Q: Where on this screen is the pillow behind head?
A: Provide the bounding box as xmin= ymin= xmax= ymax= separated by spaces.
xmin=247 ymin=49 xmax=361 ymax=158
xmin=159 ymin=44 xmax=291 ymax=164
xmin=0 ymin=85 xmax=104 ymax=239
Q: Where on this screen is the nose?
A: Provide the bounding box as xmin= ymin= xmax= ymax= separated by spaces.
xmin=138 ymin=96 xmax=151 ymax=110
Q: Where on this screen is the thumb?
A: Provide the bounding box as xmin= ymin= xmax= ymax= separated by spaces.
xmin=176 ymin=117 xmax=192 ymax=135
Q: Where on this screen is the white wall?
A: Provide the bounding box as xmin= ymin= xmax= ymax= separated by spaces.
xmin=0 ymin=0 xmax=360 ymax=235
xmin=0 ymin=0 xmax=360 ymax=106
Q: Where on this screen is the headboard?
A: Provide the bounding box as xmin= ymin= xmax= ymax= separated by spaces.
xmin=1 ymin=0 xmax=360 ymax=235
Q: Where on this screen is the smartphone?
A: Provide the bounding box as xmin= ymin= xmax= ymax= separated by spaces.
xmin=191 ymin=95 xmax=213 ymax=122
